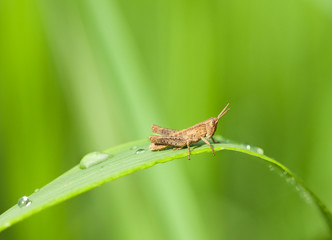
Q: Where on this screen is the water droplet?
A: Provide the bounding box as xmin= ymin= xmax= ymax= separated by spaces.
xmin=268 ymin=165 xmax=275 ymax=171
xmin=135 ymin=149 xmax=145 ymax=154
xmin=279 ymin=171 xmax=288 ymax=177
xmin=34 ymin=189 xmax=40 ymax=193
xmin=257 ymin=147 xmax=264 ymax=154
xmin=130 ymin=146 xmax=138 ymax=150
xmin=246 ymin=145 xmax=251 ymax=150
xmin=80 ymin=152 xmax=112 ymax=169
xmin=286 ymin=176 xmax=295 ymax=185
xmin=18 ymin=196 xmax=32 ymax=208
xmin=300 ymin=190 xmax=313 ymax=204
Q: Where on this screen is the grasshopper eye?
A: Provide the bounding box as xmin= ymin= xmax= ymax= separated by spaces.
xmin=211 ymin=119 xmax=218 ymax=127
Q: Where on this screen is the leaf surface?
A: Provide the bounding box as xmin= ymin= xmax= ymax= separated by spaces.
xmin=0 ymin=136 xmax=331 ymax=234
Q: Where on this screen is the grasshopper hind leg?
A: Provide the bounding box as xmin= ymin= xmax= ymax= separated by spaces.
xmin=149 ymin=143 xmax=168 ymax=151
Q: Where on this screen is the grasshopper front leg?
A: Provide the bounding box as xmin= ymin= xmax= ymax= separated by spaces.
xmin=201 ymin=137 xmax=215 ymax=156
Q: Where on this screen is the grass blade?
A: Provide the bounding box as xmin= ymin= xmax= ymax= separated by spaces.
xmin=0 ymin=136 xmax=331 ymax=234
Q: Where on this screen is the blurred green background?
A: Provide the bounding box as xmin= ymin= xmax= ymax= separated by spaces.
xmin=1 ymin=0 xmax=332 ymax=239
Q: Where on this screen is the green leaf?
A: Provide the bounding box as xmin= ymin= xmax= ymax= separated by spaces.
xmin=0 ymin=136 xmax=331 ymax=234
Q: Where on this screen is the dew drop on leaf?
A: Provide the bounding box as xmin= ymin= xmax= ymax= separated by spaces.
xmin=80 ymin=152 xmax=112 ymax=169
xmin=135 ymin=149 xmax=145 ymax=154
xmin=257 ymin=147 xmax=264 ymax=154
xmin=286 ymin=176 xmax=295 ymax=185
xmin=17 ymin=196 xmax=32 ymax=208
xmin=268 ymin=165 xmax=275 ymax=171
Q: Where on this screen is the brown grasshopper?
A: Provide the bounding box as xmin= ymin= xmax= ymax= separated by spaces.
xmin=149 ymin=103 xmax=230 ymax=160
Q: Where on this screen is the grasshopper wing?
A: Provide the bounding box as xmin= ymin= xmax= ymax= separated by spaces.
xmin=151 ymin=124 xmax=178 ymax=136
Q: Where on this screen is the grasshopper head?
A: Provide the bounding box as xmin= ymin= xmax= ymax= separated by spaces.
xmin=206 ymin=117 xmax=219 ymax=138
xmin=206 ymin=103 xmax=230 ymax=138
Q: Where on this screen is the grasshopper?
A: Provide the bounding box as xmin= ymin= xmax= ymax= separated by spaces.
xmin=149 ymin=103 xmax=230 ymax=160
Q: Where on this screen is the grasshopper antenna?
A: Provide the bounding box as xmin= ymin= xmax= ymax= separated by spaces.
xmin=217 ymin=103 xmax=230 ymax=120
